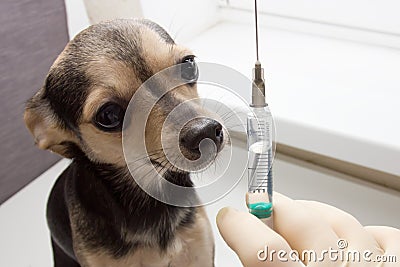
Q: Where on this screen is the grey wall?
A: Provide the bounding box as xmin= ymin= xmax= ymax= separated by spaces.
xmin=0 ymin=0 xmax=69 ymax=203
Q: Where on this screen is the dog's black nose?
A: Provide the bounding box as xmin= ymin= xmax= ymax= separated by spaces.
xmin=180 ymin=118 xmax=224 ymax=156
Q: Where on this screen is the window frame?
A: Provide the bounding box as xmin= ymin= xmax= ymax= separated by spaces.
xmin=218 ymin=0 xmax=400 ymax=49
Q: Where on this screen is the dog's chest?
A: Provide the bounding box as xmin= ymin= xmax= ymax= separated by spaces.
xmin=82 ymin=235 xmax=197 ymax=267
xmin=73 ymin=204 xmax=214 ymax=267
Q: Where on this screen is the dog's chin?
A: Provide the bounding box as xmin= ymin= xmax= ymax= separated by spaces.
xmin=148 ymin=159 xmax=193 ymax=187
xmin=150 ymin=149 xmax=223 ymax=175
xmin=150 ymin=159 xmax=186 ymax=174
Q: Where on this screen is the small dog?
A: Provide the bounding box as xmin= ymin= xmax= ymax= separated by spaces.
xmin=24 ymin=19 xmax=224 ymax=267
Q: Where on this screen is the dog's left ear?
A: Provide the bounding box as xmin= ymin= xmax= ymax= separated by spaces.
xmin=24 ymin=88 xmax=78 ymax=158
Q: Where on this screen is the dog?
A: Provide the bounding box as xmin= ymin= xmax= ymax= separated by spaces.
xmin=24 ymin=19 xmax=225 ymax=267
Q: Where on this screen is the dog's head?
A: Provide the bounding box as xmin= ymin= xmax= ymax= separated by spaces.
xmin=24 ymin=19 xmax=225 ymax=174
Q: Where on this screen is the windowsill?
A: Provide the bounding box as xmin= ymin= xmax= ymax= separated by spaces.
xmin=188 ymin=21 xmax=400 ymax=183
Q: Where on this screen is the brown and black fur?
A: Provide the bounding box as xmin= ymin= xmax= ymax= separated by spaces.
xmin=24 ymin=19 xmax=221 ymax=267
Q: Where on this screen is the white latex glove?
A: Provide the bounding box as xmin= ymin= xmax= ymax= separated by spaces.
xmin=216 ymin=192 xmax=400 ymax=266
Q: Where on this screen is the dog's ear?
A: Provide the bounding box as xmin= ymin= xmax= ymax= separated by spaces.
xmin=24 ymin=88 xmax=78 ymax=158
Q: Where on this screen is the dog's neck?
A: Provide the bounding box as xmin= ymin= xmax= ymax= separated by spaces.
xmin=69 ymin=156 xmax=196 ymax=252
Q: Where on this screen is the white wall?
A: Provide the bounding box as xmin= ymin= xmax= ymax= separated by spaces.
xmin=65 ymin=0 xmax=220 ymax=43
xmin=64 ymin=0 xmax=90 ymax=38
xmin=140 ymin=0 xmax=219 ymax=43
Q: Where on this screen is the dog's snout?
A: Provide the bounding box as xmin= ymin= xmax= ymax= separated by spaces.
xmin=180 ymin=118 xmax=223 ymax=155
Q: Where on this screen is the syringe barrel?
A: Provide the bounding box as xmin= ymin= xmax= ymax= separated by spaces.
xmin=247 ymin=107 xmax=273 ymax=201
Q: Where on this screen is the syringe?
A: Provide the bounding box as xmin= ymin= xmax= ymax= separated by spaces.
xmin=246 ymin=0 xmax=274 ymax=228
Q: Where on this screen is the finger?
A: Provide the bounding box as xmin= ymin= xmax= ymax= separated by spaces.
xmin=298 ymin=200 xmax=384 ymax=266
xmin=272 ymin=193 xmax=339 ymax=266
xmin=216 ymin=207 xmax=304 ymax=267
xmin=365 ymin=226 xmax=400 ymax=266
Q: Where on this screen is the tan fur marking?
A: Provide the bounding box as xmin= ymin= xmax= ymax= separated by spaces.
xmin=79 ymin=123 xmax=124 ymax=166
xmin=74 ymin=207 xmax=214 ymax=267
xmin=82 ymin=88 xmax=114 ymax=122
xmin=139 ymin=27 xmax=194 ymax=74
xmin=86 ymin=57 xmax=141 ymax=100
xmin=24 ymin=103 xmax=78 ymax=157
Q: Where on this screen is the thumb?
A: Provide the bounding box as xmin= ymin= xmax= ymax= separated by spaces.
xmin=216 ymin=207 xmax=303 ymax=267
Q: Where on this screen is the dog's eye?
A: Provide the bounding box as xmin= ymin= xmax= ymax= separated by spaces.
xmin=94 ymin=103 xmax=124 ymax=131
xmin=181 ymin=55 xmax=198 ymax=83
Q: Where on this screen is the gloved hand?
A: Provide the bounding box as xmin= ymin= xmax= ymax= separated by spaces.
xmin=216 ymin=192 xmax=400 ymax=266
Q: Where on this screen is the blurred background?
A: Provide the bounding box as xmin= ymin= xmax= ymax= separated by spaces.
xmin=1 ymin=0 xmax=399 ymax=266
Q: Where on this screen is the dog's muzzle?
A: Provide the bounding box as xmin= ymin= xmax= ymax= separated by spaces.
xmin=179 ymin=118 xmax=223 ymax=160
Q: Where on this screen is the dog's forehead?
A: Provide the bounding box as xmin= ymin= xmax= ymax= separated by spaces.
xmin=73 ymin=20 xmax=194 ymax=120
xmin=83 ymin=25 xmax=192 ymax=91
